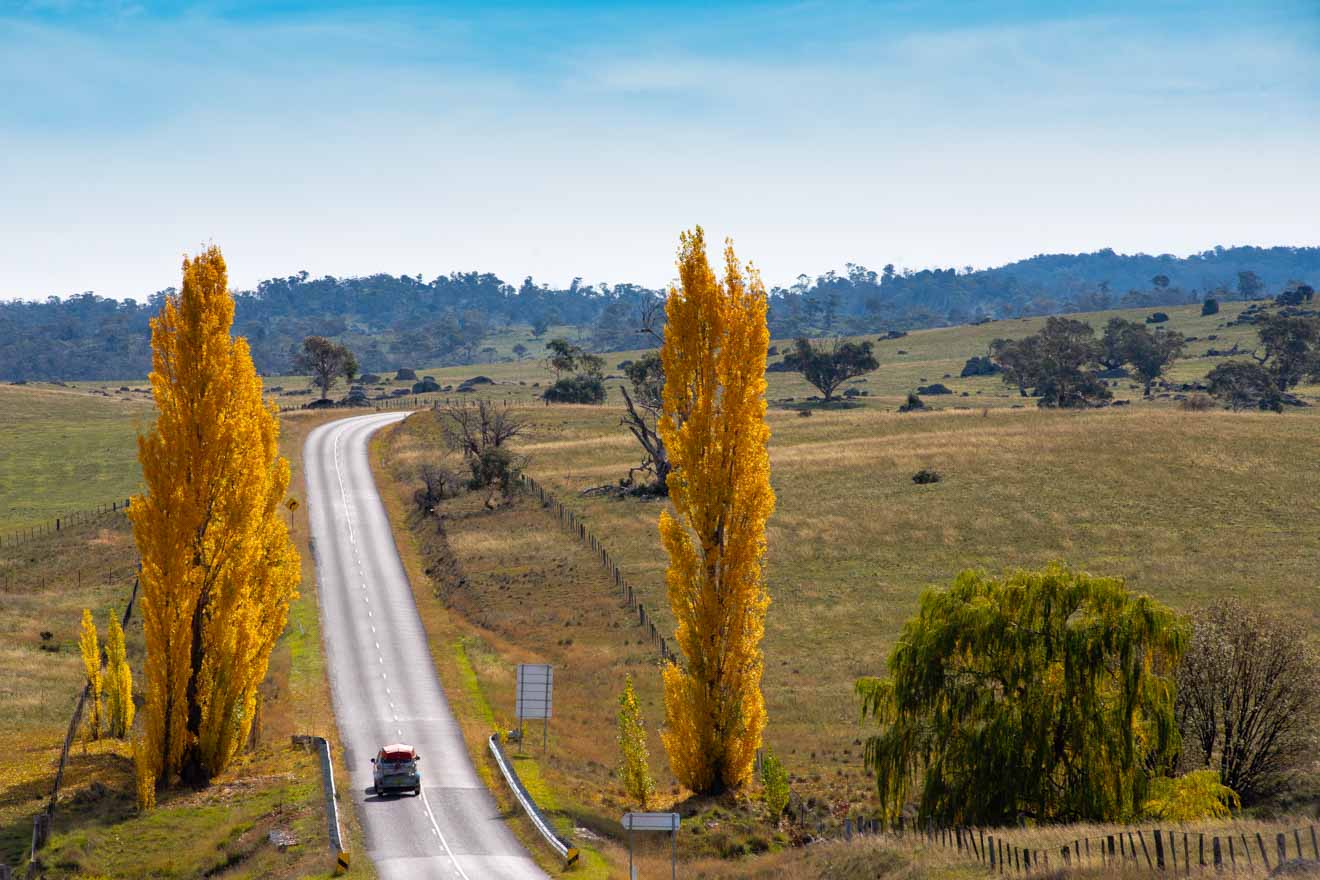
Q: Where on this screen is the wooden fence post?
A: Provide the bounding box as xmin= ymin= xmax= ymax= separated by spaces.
xmin=1255 ymin=832 xmax=1268 ymax=870
xmin=1295 ymin=829 xmax=1304 ymax=861
xmin=1228 ymin=835 xmax=1236 ymax=873
xmin=1241 ymin=833 xmax=1253 ymax=870
xmin=1139 ymin=830 xmax=1152 ymax=869
xmin=1277 ymin=833 xmax=1287 ymax=866
xmin=1155 ymin=828 xmax=1166 ymax=870
xmin=1213 ymin=837 xmax=1222 ymax=872
xmin=1311 ymin=826 xmax=1319 ymax=860
xmin=988 ymin=836 xmax=995 ymax=871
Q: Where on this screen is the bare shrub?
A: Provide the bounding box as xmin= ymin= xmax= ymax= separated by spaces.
xmin=413 ymin=462 xmax=461 ymax=515
xmin=1176 ymin=599 xmax=1320 ymax=803
xmin=1181 ymin=393 xmax=1215 ymax=412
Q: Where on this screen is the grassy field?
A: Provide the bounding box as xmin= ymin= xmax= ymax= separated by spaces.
xmin=0 ymin=385 xmax=151 ymax=532
xmin=369 ymin=299 xmax=1320 ymax=874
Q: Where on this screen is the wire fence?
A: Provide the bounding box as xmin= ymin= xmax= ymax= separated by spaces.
xmin=814 ymin=815 xmax=1320 ymax=876
xmin=0 ymin=499 xmax=132 ymax=550
xmin=517 ymin=473 xmax=675 ymax=665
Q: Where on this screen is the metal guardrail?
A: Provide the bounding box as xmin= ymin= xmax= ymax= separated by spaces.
xmin=487 ymin=733 xmax=578 ymax=867
xmin=293 ymin=735 xmax=349 ymax=874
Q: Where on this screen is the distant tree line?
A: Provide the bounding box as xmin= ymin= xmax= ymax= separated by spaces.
xmin=3 ymin=245 xmax=1318 ymax=381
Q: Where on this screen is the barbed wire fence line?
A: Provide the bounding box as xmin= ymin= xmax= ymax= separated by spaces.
xmin=0 ymin=498 xmax=132 ymax=550
xmin=517 ymin=473 xmax=675 ymax=666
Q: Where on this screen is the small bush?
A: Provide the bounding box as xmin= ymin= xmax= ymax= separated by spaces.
xmin=912 ymin=468 xmax=941 ymax=484
xmin=898 ymin=393 xmax=926 ymax=413
xmin=1181 ymin=393 xmax=1214 ymax=411
xmin=1146 ymin=312 xmax=1170 ymax=324
xmin=916 ymin=383 xmax=952 ymax=395
xmin=543 ymin=375 xmax=606 ymax=404
xmin=1141 ymin=770 xmax=1239 ymax=821
xmin=1201 ymin=298 xmax=1220 ymax=316
xmin=760 ymin=750 xmax=791 ymax=821
xmin=395 ymin=368 xmax=417 ymax=380
xmin=414 ymin=462 xmax=462 ymax=513
xmin=468 ymin=446 xmax=520 ymax=491
xmin=359 ymin=373 xmax=382 ymax=384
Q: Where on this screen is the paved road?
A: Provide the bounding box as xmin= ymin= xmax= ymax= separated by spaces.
xmin=305 ymin=412 xmax=547 ymax=880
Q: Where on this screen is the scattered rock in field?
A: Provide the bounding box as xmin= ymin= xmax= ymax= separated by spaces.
xmin=916 ymin=383 xmax=952 ymax=395
xmin=268 ymin=829 xmax=298 ymax=850
xmin=912 ymin=468 xmax=941 ymax=484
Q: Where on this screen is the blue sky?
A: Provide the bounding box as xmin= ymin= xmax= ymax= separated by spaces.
xmin=2 ymin=0 xmax=1317 ymax=299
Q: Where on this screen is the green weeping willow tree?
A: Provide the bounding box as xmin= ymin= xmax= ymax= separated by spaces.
xmin=858 ymin=565 xmax=1188 ymax=827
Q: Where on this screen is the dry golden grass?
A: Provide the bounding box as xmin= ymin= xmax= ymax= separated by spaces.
xmin=372 ymin=314 xmax=1320 ymax=875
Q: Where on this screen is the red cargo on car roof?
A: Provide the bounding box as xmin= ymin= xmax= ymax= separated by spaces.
xmin=380 ymin=743 xmax=416 ymax=761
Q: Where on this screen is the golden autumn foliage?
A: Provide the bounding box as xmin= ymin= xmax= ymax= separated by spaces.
xmin=104 ymin=611 xmax=134 ymax=739
xmin=78 ymin=608 xmax=102 ymax=741
xmin=616 ymin=674 xmax=655 ymax=809
xmin=129 ymin=245 xmax=299 ymax=797
xmin=658 ymin=228 xmax=775 ymax=794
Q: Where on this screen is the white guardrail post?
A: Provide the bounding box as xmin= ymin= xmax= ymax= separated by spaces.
xmin=293 ymin=734 xmax=350 ymax=875
xmin=487 ymin=733 xmax=580 ymax=868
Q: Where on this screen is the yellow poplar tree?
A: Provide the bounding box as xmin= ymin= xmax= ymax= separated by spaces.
xmin=78 ymin=609 xmax=102 ymax=741
xmin=616 ymin=674 xmax=655 ymax=808
xmin=104 ymin=611 xmax=134 ymax=738
xmin=129 ymin=245 xmax=299 ymax=794
xmin=658 ymin=227 xmax=775 ymax=794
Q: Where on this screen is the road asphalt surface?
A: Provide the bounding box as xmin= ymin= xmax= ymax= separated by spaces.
xmin=305 ymin=412 xmax=548 ymax=880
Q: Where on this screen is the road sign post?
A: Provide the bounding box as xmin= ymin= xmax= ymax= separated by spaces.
xmin=515 ymin=664 xmax=553 ymax=753
xmin=622 ymin=812 xmax=680 ymax=880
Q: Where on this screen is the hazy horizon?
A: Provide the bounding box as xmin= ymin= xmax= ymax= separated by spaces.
xmin=3 ymin=0 xmax=1317 ymax=301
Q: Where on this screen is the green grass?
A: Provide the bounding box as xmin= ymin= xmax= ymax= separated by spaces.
xmin=0 ymin=385 xmax=150 ymax=531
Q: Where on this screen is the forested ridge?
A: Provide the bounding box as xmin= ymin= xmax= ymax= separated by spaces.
xmin=2 ymin=245 xmax=1316 ymax=380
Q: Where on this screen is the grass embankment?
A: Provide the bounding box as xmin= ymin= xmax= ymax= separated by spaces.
xmin=0 ymin=401 xmax=372 ymax=878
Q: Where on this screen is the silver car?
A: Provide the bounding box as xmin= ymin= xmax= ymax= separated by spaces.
xmin=371 ymin=743 xmax=421 ymax=796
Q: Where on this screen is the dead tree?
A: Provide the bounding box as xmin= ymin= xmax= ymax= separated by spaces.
xmin=434 ymin=400 xmax=529 ymax=505
xmin=436 ymin=399 xmax=527 ymax=458
xmin=616 ymin=351 xmax=670 ymax=495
